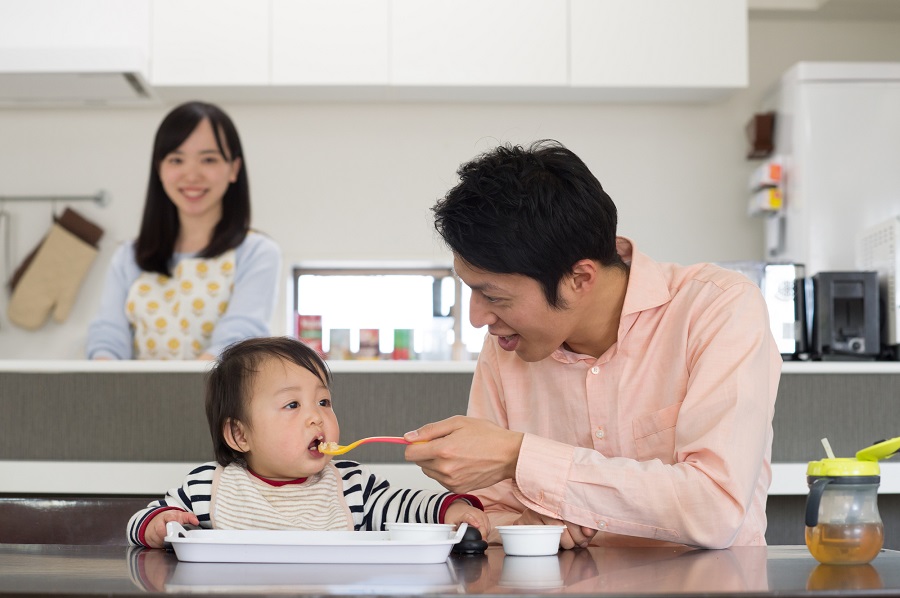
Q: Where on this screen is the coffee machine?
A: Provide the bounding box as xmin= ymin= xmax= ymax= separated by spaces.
xmin=810 ymin=271 xmax=880 ymax=360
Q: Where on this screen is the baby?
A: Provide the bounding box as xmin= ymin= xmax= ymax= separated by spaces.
xmin=127 ymin=336 xmax=490 ymax=548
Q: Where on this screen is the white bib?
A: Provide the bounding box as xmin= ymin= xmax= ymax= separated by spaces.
xmin=212 ymin=464 xmax=353 ymax=531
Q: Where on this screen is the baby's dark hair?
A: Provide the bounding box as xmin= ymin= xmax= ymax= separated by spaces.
xmin=205 ymin=336 xmax=332 ymax=466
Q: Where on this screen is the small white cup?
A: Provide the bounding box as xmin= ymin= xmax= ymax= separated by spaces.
xmin=386 ymin=523 xmax=455 ymax=542
xmin=497 ymin=525 xmax=565 ymax=556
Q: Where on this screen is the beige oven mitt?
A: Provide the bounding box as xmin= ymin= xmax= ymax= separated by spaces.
xmin=8 ymin=214 xmax=101 ymax=330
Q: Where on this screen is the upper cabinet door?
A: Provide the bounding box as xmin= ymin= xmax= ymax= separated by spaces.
xmin=0 ymin=0 xmax=149 ymax=51
xmin=151 ymin=0 xmax=269 ymax=85
xmin=0 ymin=0 xmax=152 ymax=105
xmin=0 ymin=0 xmax=150 ymax=72
xmin=272 ymin=0 xmax=389 ymax=85
xmin=391 ymin=0 xmax=568 ymax=86
xmin=570 ymin=0 xmax=747 ymax=92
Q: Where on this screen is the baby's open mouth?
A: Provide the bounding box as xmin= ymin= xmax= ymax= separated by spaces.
xmin=309 ymin=436 xmax=325 ymax=453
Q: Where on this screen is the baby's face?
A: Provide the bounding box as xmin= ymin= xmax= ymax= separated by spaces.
xmin=240 ymin=357 xmax=339 ymax=480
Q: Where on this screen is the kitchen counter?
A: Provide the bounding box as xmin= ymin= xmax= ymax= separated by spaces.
xmin=2 ymin=358 xmax=899 ymax=482
xmin=1 ymin=543 xmax=898 ymax=596
xmin=3 ymin=359 xmax=900 ymax=548
xmin=0 ymin=359 xmax=479 ymax=373
xmin=2 ymin=359 xmax=900 ymax=373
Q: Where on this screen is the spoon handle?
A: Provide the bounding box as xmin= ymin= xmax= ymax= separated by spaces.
xmin=359 ymin=436 xmax=410 ymax=446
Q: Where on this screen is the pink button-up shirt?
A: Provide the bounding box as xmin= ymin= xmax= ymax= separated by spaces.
xmin=468 ymin=239 xmax=782 ymax=548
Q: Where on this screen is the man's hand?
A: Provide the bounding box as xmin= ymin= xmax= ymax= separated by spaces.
xmin=404 ymin=415 xmax=523 ymax=493
xmin=143 ymin=509 xmax=200 ymax=549
xmin=514 ymin=509 xmax=597 ymax=550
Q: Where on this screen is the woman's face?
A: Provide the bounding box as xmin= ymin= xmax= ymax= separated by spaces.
xmin=158 ymin=118 xmax=241 ymax=224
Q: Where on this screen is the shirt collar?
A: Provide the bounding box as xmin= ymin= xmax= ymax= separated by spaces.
xmin=551 ymin=236 xmax=672 ymax=363
xmin=617 ymin=237 xmax=672 ymax=317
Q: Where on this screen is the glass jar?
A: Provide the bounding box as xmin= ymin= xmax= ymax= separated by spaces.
xmin=804 ymin=458 xmax=883 ymax=565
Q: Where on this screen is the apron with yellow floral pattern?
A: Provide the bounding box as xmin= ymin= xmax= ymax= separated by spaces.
xmin=125 ymin=250 xmax=236 ymax=359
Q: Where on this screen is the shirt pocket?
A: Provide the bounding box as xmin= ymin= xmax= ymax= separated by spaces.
xmin=632 ymin=403 xmax=681 ymax=462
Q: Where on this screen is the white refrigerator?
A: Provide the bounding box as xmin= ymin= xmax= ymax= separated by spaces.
xmin=761 ymin=62 xmax=900 ymax=346
xmin=763 ymin=61 xmax=900 ymax=274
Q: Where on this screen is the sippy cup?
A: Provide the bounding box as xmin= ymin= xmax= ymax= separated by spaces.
xmin=804 ymin=436 xmax=899 ymax=565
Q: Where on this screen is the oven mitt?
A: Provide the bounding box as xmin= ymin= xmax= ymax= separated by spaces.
xmin=7 ymin=222 xmax=100 ymax=330
xmin=8 ymin=208 xmax=103 ymax=293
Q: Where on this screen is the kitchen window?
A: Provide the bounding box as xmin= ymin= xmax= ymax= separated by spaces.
xmin=291 ymin=264 xmax=485 ymax=360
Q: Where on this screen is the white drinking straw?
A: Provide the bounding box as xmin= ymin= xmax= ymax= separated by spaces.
xmin=821 ymin=437 xmax=836 ymax=459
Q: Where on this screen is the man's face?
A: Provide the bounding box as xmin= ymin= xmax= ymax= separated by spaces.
xmin=454 ymin=256 xmax=573 ymax=362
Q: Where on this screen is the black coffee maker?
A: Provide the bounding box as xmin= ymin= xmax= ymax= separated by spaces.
xmin=810 ymin=271 xmax=880 ymax=360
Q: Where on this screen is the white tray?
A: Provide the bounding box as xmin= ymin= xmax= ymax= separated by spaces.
xmin=164 ymin=522 xmax=467 ymax=564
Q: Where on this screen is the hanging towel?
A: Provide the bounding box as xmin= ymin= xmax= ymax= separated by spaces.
xmin=7 ymin=208 xmax=104 ymax=330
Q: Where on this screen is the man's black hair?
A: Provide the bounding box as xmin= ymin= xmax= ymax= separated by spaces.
xmin=433 ymin=140 xmax=624 ymax=307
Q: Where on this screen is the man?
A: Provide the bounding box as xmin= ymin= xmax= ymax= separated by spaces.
xmin=404 ymin=141 xmax=781 ymax=550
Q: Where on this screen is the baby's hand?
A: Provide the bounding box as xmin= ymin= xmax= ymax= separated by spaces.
xmin=143 ymin=509 xmax=200 ymax=549
xmin=444 ymin=500 xmax=492 ymax=538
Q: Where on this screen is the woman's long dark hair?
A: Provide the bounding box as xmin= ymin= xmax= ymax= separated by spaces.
xmin=135 ymin=101 xmax=251 ymax=276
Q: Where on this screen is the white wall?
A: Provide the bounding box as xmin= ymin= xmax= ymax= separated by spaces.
xmin=1 ymin=16 xmax=899 ymax=359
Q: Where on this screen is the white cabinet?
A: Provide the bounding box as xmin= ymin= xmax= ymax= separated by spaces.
xmin=391 ymin=0 xmax=568 ymax=86
xmin=570 ymin=0 xmax=747 ymax=96
xmin=272 ymin=0 xmax=389 ymax=85
xmin=151 ymin=0 xmax=269 ymax=85
xmin=0 ymin=0 xmax=152 ymax=105
xmin=0 ymin=0 xmax=149 ymax=53
xmin=67 ymin=0 xmax=748 ymax=101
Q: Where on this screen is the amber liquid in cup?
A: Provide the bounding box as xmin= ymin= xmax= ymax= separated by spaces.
xmin=805 ymin=522 xmax=884 ymax=565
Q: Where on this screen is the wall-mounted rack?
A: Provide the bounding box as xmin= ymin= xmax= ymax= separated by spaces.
xmin=0 ymin=190 xmax=110 ymax=207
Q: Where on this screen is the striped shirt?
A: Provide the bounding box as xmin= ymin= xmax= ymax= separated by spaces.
xmin=127 ymin=460 xmax=479 ymax=547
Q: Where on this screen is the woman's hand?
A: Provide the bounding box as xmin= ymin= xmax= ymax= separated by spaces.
xmin=404 ymin=416 xmax=523 ymax=493
xmin=143 ymin=509 xmax=200 ymax=549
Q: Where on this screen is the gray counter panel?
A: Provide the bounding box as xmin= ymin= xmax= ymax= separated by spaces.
xmin=2 ymin=370 xmax=898 ymax=462
xmin=772 ymin=374 xmax=898 ymax=462
xmin=0 ymin=372 xmax=472 ymax=462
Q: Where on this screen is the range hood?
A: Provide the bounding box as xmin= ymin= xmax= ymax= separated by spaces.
xmin=0 ymin=47 xmax=156 ymax=106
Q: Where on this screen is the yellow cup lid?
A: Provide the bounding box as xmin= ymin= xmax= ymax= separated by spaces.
xmin=856 ymin=436 xmax=900 ymax=462
xmin=807 ymin=458 xmax=880 ymax=477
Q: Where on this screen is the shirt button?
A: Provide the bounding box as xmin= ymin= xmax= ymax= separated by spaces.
xmin=595 ymin=428 xmax=605 ymax=439
xmin=597 ymin=521 xmax=607 ymax=530
xmin=590 ymin=366 xmax=600 ymax=375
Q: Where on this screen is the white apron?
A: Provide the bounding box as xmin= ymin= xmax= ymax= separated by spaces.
xmin=125 ymin=250 xmax=236 ymax=359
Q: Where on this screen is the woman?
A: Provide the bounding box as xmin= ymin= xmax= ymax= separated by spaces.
xmin=87 ymin=102 xmax=281 ymax=360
